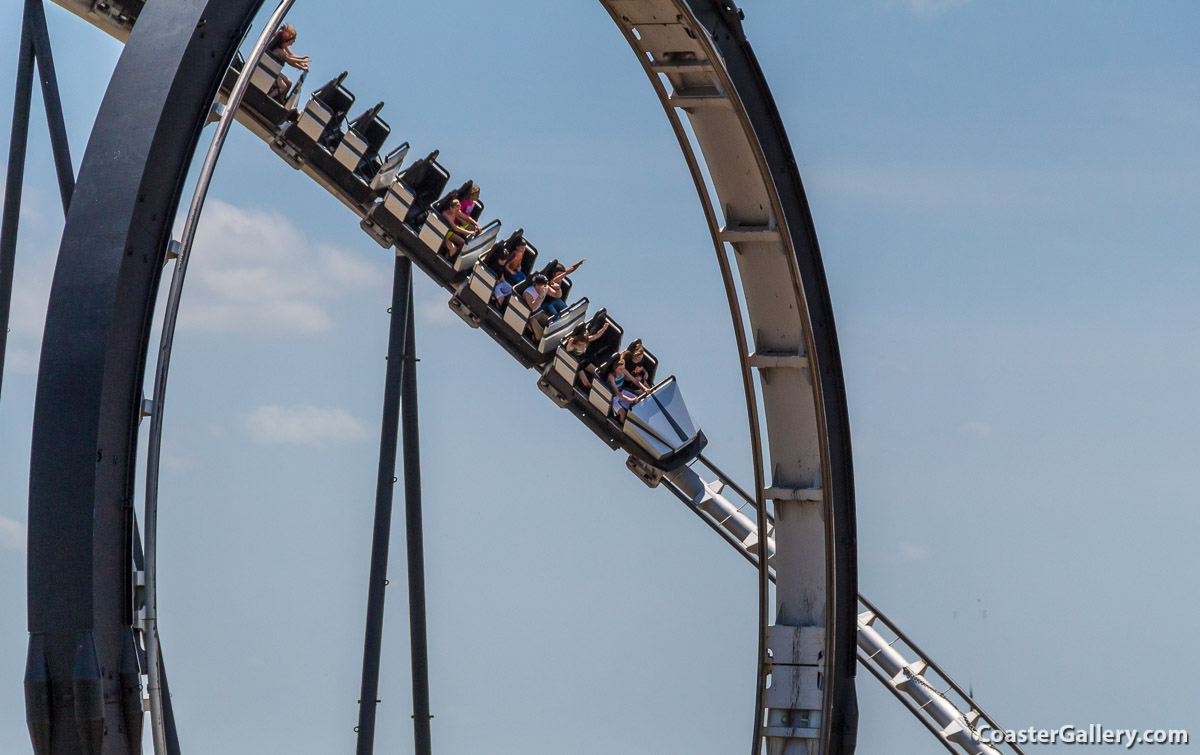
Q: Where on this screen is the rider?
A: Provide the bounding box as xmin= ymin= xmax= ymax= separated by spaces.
xmin=265 ymin=24 xmax=310 ymax=103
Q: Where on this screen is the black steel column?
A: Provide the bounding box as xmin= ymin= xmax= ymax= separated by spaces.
xmin=25 ymin=1 xmax=265 ymax=753
xmin=356 ymin=254 xmax=414 ymax=755
xmin=0 ymin=2 xmax=35 ymax=404
xmin=26 ymin=0 xmax=76 ymax=212
xmin=401 ymin=291 xmax=433 ymax=755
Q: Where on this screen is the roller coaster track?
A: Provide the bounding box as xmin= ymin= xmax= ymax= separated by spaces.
xmin=22 ymin=2 xmax=1025 ymax=754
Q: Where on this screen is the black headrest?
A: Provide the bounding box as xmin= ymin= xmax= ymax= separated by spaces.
xmin=586 ymin=317 xmax=622 ymax=362
xmin=434 ymin=189 xmax=460 ymax=213
xmin=314 ymin=72 xmax=353 ymax=112
xmin=350 ymin=103 xmax=389 ymax=149
xmin=454 ymin=180 xmax=476 ymax=201
xmin=401 ymin=152 xmax=448 ymax=205
xmin=502 ymin=228 xmax=524 ymax=250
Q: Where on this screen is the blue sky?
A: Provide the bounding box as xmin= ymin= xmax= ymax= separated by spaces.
xmin=2 ymin=1 xmax=1199 ymax=753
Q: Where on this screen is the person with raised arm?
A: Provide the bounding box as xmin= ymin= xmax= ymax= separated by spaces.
xmin=563 ymin=320 xmax=611 ymax=390
xmin=540 ymin=258 xmax=586 ymax=319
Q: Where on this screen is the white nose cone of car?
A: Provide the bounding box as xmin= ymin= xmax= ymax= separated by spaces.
xmin=624 ymin=378 xmax=702 ymax=461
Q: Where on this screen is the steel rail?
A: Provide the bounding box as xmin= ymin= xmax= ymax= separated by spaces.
xmin=670 ymin=462 xmax=1024 ymax=755
xmin=673 ymin=15 xmax=848 ymax=752
xmin=596 ymin=7 xmax=775 ymax=751
xmin=857 ymin=651 xmax=960 ymax=755
xmin=681 ymin=9 xmax=862 ymax=751
xmin=601 ymin=2 xmax=860 ymax=750
xmin=856 ymin=594 xmax=1026 ymax=755
xmin=141 ymin=3 xmax=293 ymax=753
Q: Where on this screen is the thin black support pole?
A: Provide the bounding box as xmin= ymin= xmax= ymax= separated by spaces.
xmin=401 ymin=291 xmax=433 ymax=755
xmin=0 ymin=5 xmax=36 ymax=404
xmin=26 ymin=0 xmax=75 ymax=211
xmin=356 ymin=254 xmax=414 ymax=755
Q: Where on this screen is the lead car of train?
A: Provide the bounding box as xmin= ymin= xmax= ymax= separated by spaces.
xmin=218 ymin=47 xmax=707 ymax=484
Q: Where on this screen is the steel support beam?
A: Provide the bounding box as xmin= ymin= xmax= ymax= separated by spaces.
xmin=355 ymin=256 xmax=434 ymax=755
xmin=25 ymin=1 xmax=265 ymax=754
xmin=27 ymin=0 xmax=76 ymax=212
xmin=401 ymin=291 xmax=433 ymax=755
xmin=1 ymin=0 xmax=75 ymax=405
xmin=0 ymin=2 xmax=36 ymax=405
xmin=355 ymin=254 xmax=420 ymax=755
xmin=682 ymin=3 xmax=860 ymax=751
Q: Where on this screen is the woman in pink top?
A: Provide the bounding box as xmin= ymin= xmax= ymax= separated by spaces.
xmin=458 ymin=182 xmax=481 ymax=217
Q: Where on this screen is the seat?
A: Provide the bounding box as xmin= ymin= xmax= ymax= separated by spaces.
xmin=360 ymin=151 xmax=448 ymax=248
xmin=250 ymin=50 xmax=284 ymax=97
xmin=418 ymin=188 xmax=476 ymax=253
xmin=422 ymin=195 xmax=487 ymax=258
xmin=293 ymin=73 xmax=354 ymax=151
xmin=503 ymin=277 xmax=538 ymax=333
xmin=588 ymin=354 xmax=621 ymax=417
xmin=219 ymin=52 xmax=295 ymax=133
xmin=551 ymin=310 xmax=624 ymax=391
xmin=502 ymin=259 xmax=574 ymax=337
xmin=464 ymin=230 xmax=536 ymax=311
xmin=448 ymin=180 xmax=485 ymax=221
xmin=332 ymin=103 xmax=391 ymax=183
xmin=622 ymin=341 xmax=659 ymax=388
xmin=528 ymin=297 xmax=589 ymax=351
xmin=399 ymin=153 xmax=451 ymax=229
xmin=453 ymin=218 xmax=501 ymax=273
xmin=587 ymin=338 xmax=658 ymax=421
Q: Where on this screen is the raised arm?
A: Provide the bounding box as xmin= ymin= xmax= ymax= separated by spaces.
xmin=585 ymin=322 xmax=610 ymax=343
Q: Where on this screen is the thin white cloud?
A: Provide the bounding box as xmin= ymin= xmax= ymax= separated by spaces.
xmin=0 ymin=516 xmax=27 ymax=552
xmin=417 ymin=293 xmax=458 ymax=325
xmin=160 ymin=439 xmax=191 ymax=470
xmin=959 ymin=421 xmax=992 ymax=439
xmin=409 ymin=274 xmax=459 ymax=326
xmin=7 ymin=242 xmax=57 ymax=341
xmin=904 ymin=0 xmax=969 ymax=17
xmin=3 ymin=192 xmax=59 ymax=380
xmin=180 ymin=200 xmax=385 ymax=334
xmin=243 ymin=403 xmax=368 ymax=446
xmin=19 ymin=191 xmax=46 ymax=226
xmin=899 ymin=543 xmax=932 ymax=561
